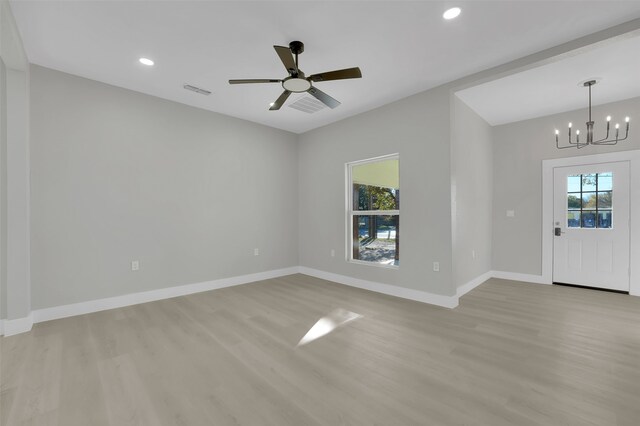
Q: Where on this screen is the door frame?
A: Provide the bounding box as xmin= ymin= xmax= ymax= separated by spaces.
xmin=542 ymin=149 xmax=640 ymax=296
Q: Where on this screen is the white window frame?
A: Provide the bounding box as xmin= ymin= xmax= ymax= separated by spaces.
xmin=346 ymin=154 xmax=399 ymax=269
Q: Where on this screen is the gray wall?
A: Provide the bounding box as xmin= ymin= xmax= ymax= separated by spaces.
xmin=298 ymin=86 xmax=456 ymax=297
xmin=30 ymin=65 xmax=299 ymax=309
xmin=1 ymin=0 xmax=30 ymax=321
xmin=5 ymin=67 xmax=29 ymax=319
xmin=451 ymin=95 xmax=493 ymax=288
xmin=0 ymin=58 xmax=6 ymax=318
xmin=492 ymin=96 xmax=640 ymax=275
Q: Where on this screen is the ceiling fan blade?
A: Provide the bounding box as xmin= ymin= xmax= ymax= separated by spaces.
xmin=309 ymin=67 xmax=362 ymax=82
xmin=308 ymin=87 xmax=340 ymax=109
xmin=229 ymin=79 xmax=281 ymax=84
xmin=274 ymin=45 xmax=298 ymax=75
xmin=269 ymin=90 xmax=292 ymax=111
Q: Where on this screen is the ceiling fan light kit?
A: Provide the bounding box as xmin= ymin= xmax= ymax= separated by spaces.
xmin=229 ymin=40 xmax=362 ymax=111
xmin=555 ymin=79 xmax=630 ymax=149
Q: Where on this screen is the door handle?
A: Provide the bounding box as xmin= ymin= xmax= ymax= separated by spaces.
xmin=554 ymin=227 xmax=565 ymax=236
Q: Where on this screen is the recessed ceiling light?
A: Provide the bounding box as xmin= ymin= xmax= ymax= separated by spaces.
xmin=443 ymin=7 xmax=461 ymax=20
xmin=139 ymin=57 xmax=154 ymax=66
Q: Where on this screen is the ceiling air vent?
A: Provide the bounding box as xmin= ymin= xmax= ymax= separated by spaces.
xmin=288 ymin=96 xmax=326 ymax=114
xmin=183 ymin=84 xmax=211 ymax=96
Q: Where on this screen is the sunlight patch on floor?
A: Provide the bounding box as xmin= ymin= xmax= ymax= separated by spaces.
xmin=297 ymin=308 xmax=363 ymax=347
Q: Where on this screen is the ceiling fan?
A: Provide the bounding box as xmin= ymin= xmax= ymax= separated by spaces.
xmin=229 ymin=41 xmax=362 ymax=111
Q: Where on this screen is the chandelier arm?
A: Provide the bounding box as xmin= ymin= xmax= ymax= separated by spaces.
xmin=592 ymin=132 xmax=629 ymax=145
xmin=593 ymin=136 xmax=612 ymax=143
xmin=556 ymin=140 xmax=579 ymax=149
xmin=557 ymin=135 xmax=588 ymax=149
xmin=593 ymin=125 xmax=630 ymax=145
xmin=557 ymin=143 xmax=585 ymax=149
xmin=566 ymin=128 xmax=580 ymax=146
xmin=593 ymin=125 xmax=610 ymax=143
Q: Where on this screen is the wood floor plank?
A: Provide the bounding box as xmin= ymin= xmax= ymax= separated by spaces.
xmin=2 ymin=275 xmax=640 ymax=425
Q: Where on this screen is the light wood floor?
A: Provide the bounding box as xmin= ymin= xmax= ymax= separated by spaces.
xmin=2 ymin=275 xmax=640 ymax=426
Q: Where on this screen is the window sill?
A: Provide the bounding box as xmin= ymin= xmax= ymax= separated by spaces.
xmin=348 ymin=259 xmax=399 ymax=270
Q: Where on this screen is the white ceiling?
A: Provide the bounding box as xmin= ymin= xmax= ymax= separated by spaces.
xmin=10 ymin=1 xmax=640 ymax=134
xmin=456 ymin=34 xmax=640 ymax=126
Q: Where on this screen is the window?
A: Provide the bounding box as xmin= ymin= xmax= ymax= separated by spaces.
xmin=567 ymin=173 xmax=612 ymax=229
xmin=347 ymin=155 xmax=399 ymax=267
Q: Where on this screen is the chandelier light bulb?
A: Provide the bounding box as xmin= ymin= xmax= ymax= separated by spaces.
xmin=555 ymin=129 xmax=559 ymax=135
xmin=615 ymin=123 xmax=620 ymax=129
xmin=606 ymin=116 xmax=611 ymax=122
xmin=443 ymin=7 xmax=461 ymax=20
xmin=576 ymin=130 xmax=580 ymax=135
xmin=568 ymin=122 xmax=572 ymax=128
xmin=626 ymin=117 xmax=630 ymax=122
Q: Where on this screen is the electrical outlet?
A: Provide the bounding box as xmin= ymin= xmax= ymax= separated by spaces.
xmin=254 ymin=248 xmax=259 ymax=256
xmin=330 ymin=249 xmax=335 ymax=257
xmin=131 ymin=260 xmax=139 ymax=271
xmin=433 ymin=261 xmax=440 ymax=272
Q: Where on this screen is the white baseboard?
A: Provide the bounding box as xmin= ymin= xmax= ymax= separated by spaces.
xmin=456 ymin=271 xmax=493 ymax=298
xmin=31 ymin=266 xmax=299 ymax=325
xmin=0 ymin=266 xmax=568 ymax=338
xmin=491 ymin=270 xmax=551 ymax=285
xmin=298 ymin=266 xmax=459 ymax=309
xmin=1 ymin=314 xmax=34 ymax=337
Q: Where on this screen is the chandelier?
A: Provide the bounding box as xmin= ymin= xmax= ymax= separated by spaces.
xmin=555 ymin=80 xmax=630 ymax=149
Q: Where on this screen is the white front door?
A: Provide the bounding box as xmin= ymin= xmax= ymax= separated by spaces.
xmin=553 ymin=161 xmax=630 ymax=291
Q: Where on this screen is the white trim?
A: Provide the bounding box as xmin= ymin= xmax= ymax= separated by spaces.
xmin=352 ymin=210 xmax=400 ymax=216
xmin=456 ymin=271 xmax=493 ymax=298
xmin=31 ymin=267 xmax=299 ymax=324
xmin=348 ymin=259 xmax=399 ymax=270
xmin=347 ymin=153 xmax=400 ymax=167
xmin=299 ymin=266 xmax=459 ymax=308
xmin=2 ymin=265 xmax=458 ymax=337
xmin=491 ymin=270 xmax=550 ymax=285
xmin=5 ymin=263 xmax=637 ymax=338
xmin=1 ymin=314 xmax=33 ymax=336
xmin=542 ymin=150 xmax=640 ymax=294
xmin=3 ymin=267 xmax=297 ymax=336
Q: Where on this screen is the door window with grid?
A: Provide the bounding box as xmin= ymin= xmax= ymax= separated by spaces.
xmin=567 ymin=173 xmax=612 ymax=229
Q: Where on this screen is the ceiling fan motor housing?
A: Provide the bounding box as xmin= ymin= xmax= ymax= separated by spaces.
xmin=283 ymin=71 xmax=311 ymax=93
xmin=289 ymin=41 xmax=304 ymax=55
